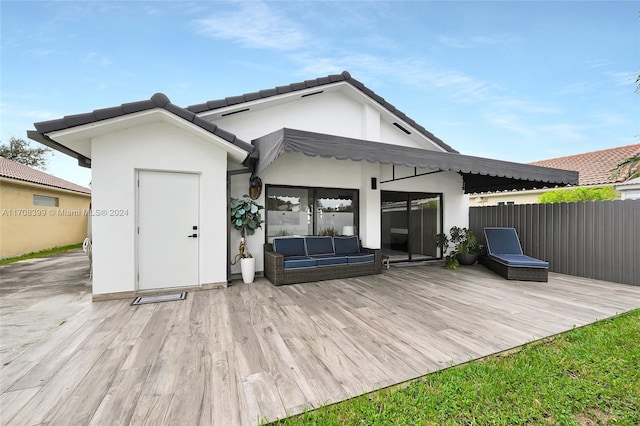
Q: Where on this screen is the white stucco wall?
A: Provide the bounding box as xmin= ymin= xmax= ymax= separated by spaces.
xmin=212 ymin=92 xmax=362 ymax=141
xmin=229 ymin=153 xmax=383 ymax=275
xmin=90 ymin=121 xmax=229 ymax=295
xmin=206 ymin=90 xmax=433 ymax=150
xmin=230 ymin=153 xmax=467 ymax=274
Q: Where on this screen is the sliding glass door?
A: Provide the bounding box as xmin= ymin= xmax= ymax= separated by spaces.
xmin=381 ymin=191 xmax=442 ymax=262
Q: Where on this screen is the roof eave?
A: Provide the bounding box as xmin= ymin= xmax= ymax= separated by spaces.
xmin=27 ymin=130 xmax=91 ymax=168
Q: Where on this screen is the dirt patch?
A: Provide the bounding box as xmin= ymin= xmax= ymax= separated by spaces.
xmin=575 ymin=408 xmax=615 ymax=425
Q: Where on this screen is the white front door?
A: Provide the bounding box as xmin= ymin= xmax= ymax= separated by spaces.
xmin=137 ymin=170 xmax=199 ymax=290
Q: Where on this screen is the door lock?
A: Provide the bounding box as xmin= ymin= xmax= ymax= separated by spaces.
xmin=187 ymin=234 xmax=198 ymax=238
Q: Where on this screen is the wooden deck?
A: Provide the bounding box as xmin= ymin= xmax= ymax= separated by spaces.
xmin=2 ymin=264 xmax=639 ymax=425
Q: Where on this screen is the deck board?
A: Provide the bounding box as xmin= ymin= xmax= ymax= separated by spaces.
xmin=2 ymin=264 xmax=640 ymax=425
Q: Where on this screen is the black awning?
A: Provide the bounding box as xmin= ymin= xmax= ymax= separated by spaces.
xmin=251 ymin=128 xmax=578 ymax=193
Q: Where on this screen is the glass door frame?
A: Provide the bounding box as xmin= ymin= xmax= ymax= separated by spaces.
xmin=380 ymin=191 xmax=444 ymax=263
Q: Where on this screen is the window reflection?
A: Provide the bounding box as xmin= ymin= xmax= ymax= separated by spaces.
xmin=266 ymin=186 xmax=358 ymax=242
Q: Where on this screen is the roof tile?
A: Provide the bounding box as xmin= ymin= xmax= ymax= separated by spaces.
xmin=93 ymin=106 xmax=124 ymax=121
xmin=0 ymin=156 xmax=91 ymax=194
xmin=276 ymin=85 xmax=293 ymax=95
xmin=30 ymin=94 xmax=253 ymax=157
xmin=121 ymin=99 xmax=154 ymax=114
xmin=529 ymin=144 xmax=640 ymax=185
xmin=207 ymin=99 xmax=228 ymax=110
xmin=244 ymin=91 xmax=262 ymax=102
xmin=260 ymin=88 xmax=278 ymax=97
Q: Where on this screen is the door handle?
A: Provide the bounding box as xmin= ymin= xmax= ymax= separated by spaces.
xmin=187 ymin=234 xmax=198 ymax=238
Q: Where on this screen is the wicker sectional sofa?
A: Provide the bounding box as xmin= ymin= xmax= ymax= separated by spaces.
xmin=264 ymin=236 xmax=382 ymax=286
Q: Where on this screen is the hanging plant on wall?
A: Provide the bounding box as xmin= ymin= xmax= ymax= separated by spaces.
xmin=230 ymin=195 xmax=264 ymax=263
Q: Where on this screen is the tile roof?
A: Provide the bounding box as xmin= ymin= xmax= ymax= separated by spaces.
xmin=187 ymin=71 xmax=458 ymax=154
xmin=0 ymin=156 xmax=91 ymax=194
xmin=32 ymin=93 xmax=254 ymax=154
xmin=529 ymin=144 xmax=640 ymax=186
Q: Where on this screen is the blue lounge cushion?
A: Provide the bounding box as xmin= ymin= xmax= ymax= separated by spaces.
xmin=484 ymin=227 xmax=524 ymax=256
xmin=346 ymin=253 xmax=375 ymax=264
xmin=305 ymin=236 xmax=335 ymax=255
xmin=311 ymin=254 xmax=349 ymax=266
xmin=283 ymin=256 xmax=317 ymax=269
xmin=490 ymin=254 xmax=549 ymax=268
xmin=334 ymin=236 xmax=360 ymax=255
xmin=273 ymin=237 xmax=307 ymax=257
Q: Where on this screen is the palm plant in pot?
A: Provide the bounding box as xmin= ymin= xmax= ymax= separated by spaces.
xmin=435 ymin=226 xmax=481 ymax=270
xmin=230 ymin=195 xmax=264 ymax=283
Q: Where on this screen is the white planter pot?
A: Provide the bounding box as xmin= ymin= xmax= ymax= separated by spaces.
xmin=240 ymin=257 xmax=256 ymax=284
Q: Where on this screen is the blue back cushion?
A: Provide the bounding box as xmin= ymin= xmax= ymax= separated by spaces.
xmin=272 ymin=237 xmax=307 ymax=257
xmin=305 ymin=236 xmax=335 ymax=255
xmin=334 ymin=236 xmax=360 ymax=255
xmin=484 ymin=227 xmax=523 ymax=255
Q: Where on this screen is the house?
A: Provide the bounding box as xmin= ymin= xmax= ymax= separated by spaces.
xmin=28 ymin=71 xmax=577 ymax=299
xmin=615 ymin=176 xmax=640 ymax=200
xmin=469 ymin=144 xmax=640 ymax=206
xmin=0 ymin=156 xmax=91 ymax=258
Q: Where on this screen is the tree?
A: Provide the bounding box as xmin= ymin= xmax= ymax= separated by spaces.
xmin=610 ymin=155 xmax=640 ymax=181
xmin=608 ymin=72 xmax=640 ymax=181
xmin=0 ymin=137 xmax=51 ymax=170
xmin=538 ymin=186 xmax=617 ymax=203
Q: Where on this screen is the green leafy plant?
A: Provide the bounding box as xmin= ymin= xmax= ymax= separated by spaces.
xmin=318 ymin=227 xmax=338 ymax=236
xmin=435 ymin=226 xmax=480 ymax=269
xmin=230 ymin=195 xmax=264 ymax=261
xmin=538 ymin=186 xmax=617 ymax=203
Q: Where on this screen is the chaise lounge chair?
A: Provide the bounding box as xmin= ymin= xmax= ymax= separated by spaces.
xmin=479 ymin=227 xmax=549 ymax=282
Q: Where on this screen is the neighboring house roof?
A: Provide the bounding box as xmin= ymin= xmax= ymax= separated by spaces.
xmin=28 ymin=93 xmax=254 ymax=167
xmin=0 ymin=156 xmax=91 ymax=194
xmin=529 ymin=144 xmax=640 ymax=186
xmin=187 ymin=71 xmax=458 ymax=154
xmin=615 ymin=176 xmax=640 ymax=187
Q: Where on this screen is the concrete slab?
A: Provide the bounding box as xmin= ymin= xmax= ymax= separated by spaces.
xmin=0 ymin=250 xmax=92 ymax=366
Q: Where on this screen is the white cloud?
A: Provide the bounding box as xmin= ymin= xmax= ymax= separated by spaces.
xmin=589 ymin=112 xmax=632 ymax=127
xmin=437 ymin=33 xmax=521 ymax=49
xmin=437 ymin=36 xmax=472 ymax=49
xmin=605 ymin=71 xmax=636 ymax=87
xmin=293 ymin=53 xmax=497 ymax=103
xmin=538 ymin=124 xmax=589 ymax=142
xmin=195 ymin=2 xmax=307 ymax=51
xmin=84 ymin=52 xmax=112 ymax=66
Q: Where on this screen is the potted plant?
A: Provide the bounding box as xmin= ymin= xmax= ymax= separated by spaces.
xmin=435 ymin=226 xmax=481 ymax=270
xmin=230 ymin=195 xmax=264 ymax=283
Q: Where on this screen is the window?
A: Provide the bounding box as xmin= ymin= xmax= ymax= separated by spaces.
xmin=33 ymin=195 xmax=59 ymax=207
xmin=266 ymin=185 xmax=358 ymax=242
xmin=497 ymin=201 xmax=515 ymax=206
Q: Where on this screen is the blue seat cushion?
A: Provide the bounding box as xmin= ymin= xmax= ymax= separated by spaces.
xmin=283 ymin=256 xmax=318 ymax=269
xmin=334 ymin=236 xmax=360 ymax=255
xmin=490 ymin=254 xmax=548 ymax=268
xmin=305 ymin=236 xmax=335 ymax=256
xmin=273 ymin=237 xmax=307 ymax=257
xmin=311 ymin=254 xmax=348 ymax=266
xmin=346 ymin=253 xmax=375 ymax=264
xmin=484 ymin=227 xmax=524 ymax=256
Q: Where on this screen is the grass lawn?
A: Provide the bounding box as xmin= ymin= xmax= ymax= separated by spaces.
xmin=274 ymin=309 xmax=639 ymax=426
xmin=0 ymin=243 xmax=83 ymax=265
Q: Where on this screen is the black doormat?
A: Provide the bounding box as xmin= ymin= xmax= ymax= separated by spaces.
xmin=131 ymin=292 xmax=187 ymax=306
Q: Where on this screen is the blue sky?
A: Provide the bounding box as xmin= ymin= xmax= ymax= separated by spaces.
xmin=1 ymin=1 xmax=638 ymax=186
